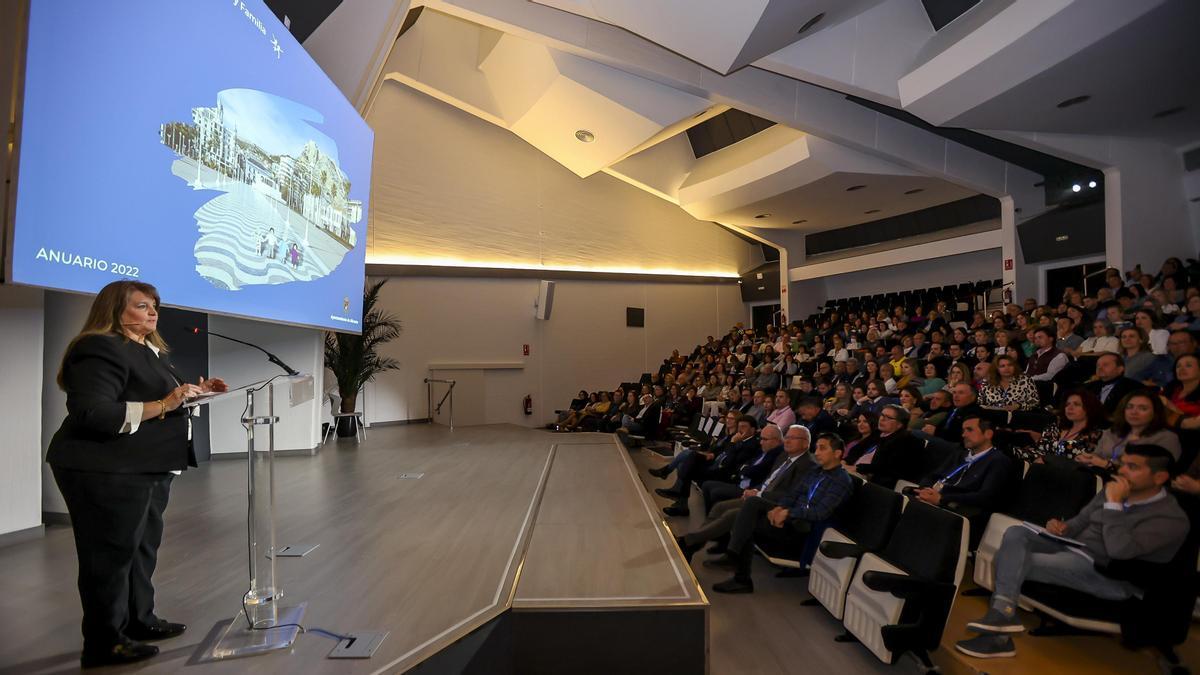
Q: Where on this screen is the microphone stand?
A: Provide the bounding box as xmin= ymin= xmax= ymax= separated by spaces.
xmin=197 ymin=328 xmax=300 ymax=376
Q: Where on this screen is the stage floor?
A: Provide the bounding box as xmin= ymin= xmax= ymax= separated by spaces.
xmin=0 ymin=425 xmax=704 ymax=674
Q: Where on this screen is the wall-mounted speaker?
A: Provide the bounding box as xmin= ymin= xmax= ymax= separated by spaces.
xmin=535 ymin=280 xmax=555 ymax=320
xmin=626 ymin=307 xmax=645 ymax=327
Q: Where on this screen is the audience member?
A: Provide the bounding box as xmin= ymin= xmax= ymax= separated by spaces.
xmin=707 ymin=433 xmax=854 ymax=593
xmin=674 ymin=425 xmax=815 ymax=561
xmin=1082 ymin=391 xmax=1181 ymax=471
xmin=955 ymin=444 xmax=1188 ymax=659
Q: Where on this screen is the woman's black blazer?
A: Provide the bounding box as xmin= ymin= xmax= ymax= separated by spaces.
xmin=47 ymin=333 xmax=196 ymax=473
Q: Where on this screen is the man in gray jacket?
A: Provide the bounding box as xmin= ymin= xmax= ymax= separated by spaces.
xmin=674 ymin=425 xmax=815 ymax=562
xmin=956 ymin=443 xmax=1189 ymax=659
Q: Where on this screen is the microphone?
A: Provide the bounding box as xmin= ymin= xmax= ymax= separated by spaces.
xmin=191 ymin=327 xmax=300 ymax=376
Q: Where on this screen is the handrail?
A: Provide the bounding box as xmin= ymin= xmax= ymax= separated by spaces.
xmin=423 ymin=378 xmax=457 ymax=430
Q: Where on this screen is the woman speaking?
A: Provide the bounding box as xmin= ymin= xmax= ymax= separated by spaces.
xmin=47 ymin=280 xmax=226 ymax=668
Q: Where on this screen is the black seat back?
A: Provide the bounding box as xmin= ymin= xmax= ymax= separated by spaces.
xmin=1007 ymin=462 xmax=1098 ymax=524
xmin=880 ymin=500 xmax=964 ymax=583
xmin=834 ymin=481 xmax=903 ymax=552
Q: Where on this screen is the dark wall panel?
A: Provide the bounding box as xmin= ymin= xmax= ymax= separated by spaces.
xmin=158 ymin=307 xmax=211 ymax=462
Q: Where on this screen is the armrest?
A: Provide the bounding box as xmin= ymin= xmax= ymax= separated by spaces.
xmin=819 ymin=541 xmax=865 ymax=560
xmin=862 ymin=571 xmax=955 ymax=600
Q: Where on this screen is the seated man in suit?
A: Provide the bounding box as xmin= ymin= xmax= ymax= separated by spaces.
xmin=649 ymin=409 xmax=738 ymax=480
xmin=854 ymin=404 xmax=927 ymax=489
xmin=674 ymin=425 xmax=815 ymax=561
xmin=1085 ymin=352 xmax=1142 ymax=417
xmin=707 ymin=433 xmax=855 ymax=593
xmin=911 ymin=416 xmax=1016 ymax=544
xmin=659 ymin=415 xmax=761 ymax=517
xmin=956 ymin=444 xmax=1189 ymax=659
xmin=933 ymin=383 xmax=983 ymax=444
xmin=797 ymin=397 xmax=837 ymax=436
xmin=700 ymin=423 xmax=785 ymax=514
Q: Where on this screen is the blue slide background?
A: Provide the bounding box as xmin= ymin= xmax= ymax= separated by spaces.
xmin=13 ymin=0 xmax=373 ymax=332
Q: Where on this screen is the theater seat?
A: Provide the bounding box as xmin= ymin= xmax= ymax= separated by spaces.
xmin=807 ymin=482 xmax=904 ymax=619
xmin=974 ymin=462 xmax=1101 ymax=591
xmin=840 ymin=500 xmax=969 ymax=668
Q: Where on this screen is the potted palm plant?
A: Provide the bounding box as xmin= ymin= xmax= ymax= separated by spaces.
xmin=325 ymin=279 xmax=401 ymax=437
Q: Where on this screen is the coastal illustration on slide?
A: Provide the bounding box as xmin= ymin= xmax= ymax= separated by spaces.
xmin=159 ymin=88 xmax=362 ymax=290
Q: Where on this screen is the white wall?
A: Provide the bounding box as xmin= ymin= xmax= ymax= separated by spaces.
xmin=40 ymin=290 xmax=93 ymax=514
xmin=207 ymin=316 xmax=324 ymax=456
xmin=364 ymin=276 xmax=747 ymax=425
xmin=822 ymin=248 xmax=1001 ymax=302
xmin=0 ymin=284 xmax=45 ymax=536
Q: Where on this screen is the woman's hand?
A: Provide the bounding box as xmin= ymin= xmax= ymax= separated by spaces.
xmin=163 ymin=383 xmax=204 ymax=412
xmin=1075 ymin=453 xmax=1109 ymax=468
xmin=199 ymin=376 xmax=229 ymax=394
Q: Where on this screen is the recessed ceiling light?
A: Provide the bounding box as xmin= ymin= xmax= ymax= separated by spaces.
xmin=845 ymin=185 xmax=866 ymax=192
xmin=864 ymin=209 xmax=881 ymax=214
xmin=1153 ymin=105 xmax=1186 ymax=119
xmin=1088 ymin=180 xmax=1098 ymax=189
xmin=1071 ymin=184 xmax=1082 ymax=192
xmin=903 ymin=188 xmax=924 ymax=195
xmin=574 ymin=129 xmax=595 ymax=143
xmin=798 ymin=13 xmax=824 ymax=35
xmin=791 ymin=219 xmax=807 ymax=224
xmin=754 ymin=213 xmax=771 ymax=219
xmin=1056 ymin=95 xmax=1091 ymax=109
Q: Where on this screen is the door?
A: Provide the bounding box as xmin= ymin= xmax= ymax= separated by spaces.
xmin=752 ymin=304 xmax=781 ymax=333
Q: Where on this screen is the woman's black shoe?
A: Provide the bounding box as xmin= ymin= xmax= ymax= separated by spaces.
xmin=126 ymin=618 xmax=188 ymax=641
xmin=81 ymin=640 xmax=159 ymax=668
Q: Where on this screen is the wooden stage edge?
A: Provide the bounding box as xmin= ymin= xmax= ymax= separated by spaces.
xmin=0 ymin=425 xmax=708 ymax=675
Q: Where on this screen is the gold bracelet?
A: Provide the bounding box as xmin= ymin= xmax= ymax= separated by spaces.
xmin=158 ymin=399 xmax=167 ymax=420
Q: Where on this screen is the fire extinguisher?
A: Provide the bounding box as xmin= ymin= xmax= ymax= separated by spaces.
xmin=523 ymin=395 xmax=533 ymax=416
xmin=1003 ymin=286 xmax=1014 ymax=305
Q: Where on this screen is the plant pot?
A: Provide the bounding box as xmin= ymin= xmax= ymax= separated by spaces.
xmin=336 ymin=415 xmax=359 ymax=438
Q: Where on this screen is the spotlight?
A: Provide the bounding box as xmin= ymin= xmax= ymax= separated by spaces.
xmin=574 ymin=129 xmax=595 ymax=143
xmin=1088 ymin=180 xmax=1097 ymax=189
xmin=1071 ymin=184 xmax=1081 ymax=193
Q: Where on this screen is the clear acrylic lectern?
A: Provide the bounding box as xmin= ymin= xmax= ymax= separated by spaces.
xmin=186 ymin=374 xmax=314 ymax=660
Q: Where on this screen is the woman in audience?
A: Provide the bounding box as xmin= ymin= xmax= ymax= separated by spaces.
xmin=826 ymin=382 xmax=854 ymax=417
xmin=1118 ymin=325 xmax=1170 ymax=385
xmin=918 ymin=361 xmax=947 ymax=396
xmin=897 ymin=385 xmax=929 ymax=430
xmin=829 ymin=334 xmax=850 ymax=362
xmin=864 ymin=358 xmax=880 ymax=383
xmin=951 ymin=326 xmax=970 ymax=351
xmin=1079 ymin=390 xmax=1181 ymax=471
xmin=894 ymin=358 xmax=920 ymax=390
xmin=1133 ymin=308 xmax=1170 ymax=355
xmin=969 ymin=311 xmax=987 ymax=331
xmin=1013 ymin=390 xmax=1105 ymax=463
xmin=978 ymin=354 xmax=1040 ymax=411
xmin=945 ymin=361 xmax=972 ymax=392
xmin=843 ymin=411 xmax=880 ymax=467
xmin=992 ymin=329 xmax=1018 ymax=360
xmin=1162 ymin=354 xmax=1200 ymax=431
xmin=973 ymin=343 xmax=993 ymax=367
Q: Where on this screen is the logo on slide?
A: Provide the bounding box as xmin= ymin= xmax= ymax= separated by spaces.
xmin=159 ymin=89 xmax=363 ymax=291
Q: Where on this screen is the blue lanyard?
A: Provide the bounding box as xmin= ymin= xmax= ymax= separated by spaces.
xmin=942 ymin=461 xmax=971 ymax=484
xmin=806 ymin=476 xmax=825 ymax=507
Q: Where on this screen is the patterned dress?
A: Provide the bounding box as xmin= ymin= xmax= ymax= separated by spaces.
xmin=979 ymin=375 xmax=1040 ymax=411
xmin=1013 ymin=421 xmax=1102 ymax=463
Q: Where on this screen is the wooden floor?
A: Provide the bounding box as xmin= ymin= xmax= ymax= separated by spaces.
xmin=0 ymin=425 xmax=706 ymax=675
